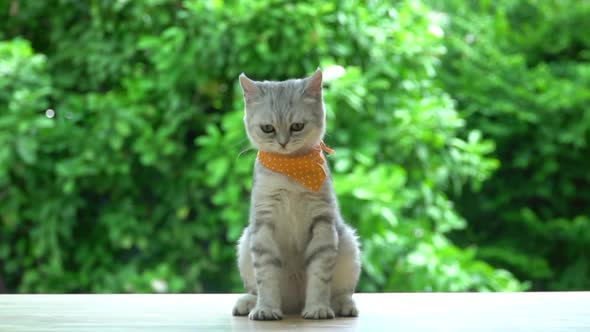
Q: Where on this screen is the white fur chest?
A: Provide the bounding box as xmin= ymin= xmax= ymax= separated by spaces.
xmin=252 ymin=162 xmax=331 ymax=256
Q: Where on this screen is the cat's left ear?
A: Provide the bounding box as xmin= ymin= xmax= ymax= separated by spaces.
xmin=303 ymin=68 xmax=323 ymax=97
xmin=239 ymin=73 xmax=261 ymax=103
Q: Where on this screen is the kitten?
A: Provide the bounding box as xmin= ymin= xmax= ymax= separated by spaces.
xmin=232 ymin=69 xmax=361 ymax=320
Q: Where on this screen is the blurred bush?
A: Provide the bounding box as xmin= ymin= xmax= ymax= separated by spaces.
xmin=431 ymin=0 xmax=590 ymax=290
xmin=0 ymin=0 xmax=525 ymax=293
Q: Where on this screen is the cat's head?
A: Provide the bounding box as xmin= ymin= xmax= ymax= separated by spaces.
xmin=239 ymin=69 xmax=325 ymax=155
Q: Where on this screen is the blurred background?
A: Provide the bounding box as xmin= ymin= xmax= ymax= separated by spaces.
xmin=0 ymin=0 xmax=589 ymax=294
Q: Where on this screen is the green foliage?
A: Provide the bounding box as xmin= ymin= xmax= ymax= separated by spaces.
xmin=0 ymin=0 xmax=525 ymax=293
xmin=431 ymin=0 xmax=590 ymax=290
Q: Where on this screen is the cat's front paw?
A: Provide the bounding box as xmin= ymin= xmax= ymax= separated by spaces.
xmin=302 ymin=304 xmax=335 ymax=319
xmin=248 ymin=305 xmax=283 ymax=320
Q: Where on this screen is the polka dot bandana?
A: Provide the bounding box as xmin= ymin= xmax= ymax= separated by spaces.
xmin=257 ymin=142 xmax=336 ymax=192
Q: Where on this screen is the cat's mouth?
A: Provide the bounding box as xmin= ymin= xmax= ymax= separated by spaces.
xmin=274 ymin=148 xmax=295 ymax=155
xmin=278 ymin=146 xmax=317 ymax=157
xmin=270 ymin=143 xmax=297 ymax=155
xmin=261 ymin=146 xmax=299 ymax=156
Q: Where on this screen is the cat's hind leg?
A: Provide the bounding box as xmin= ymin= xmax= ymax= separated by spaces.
xmin=330 ymin=223 xmax=361 ymax=317
xmin=331 ymin=293 xmax=358 ymax=317
xmin=233 ymin=229 xmax=258 ymax=316
xmin=232 ymin=294 xmax=257 ymax=316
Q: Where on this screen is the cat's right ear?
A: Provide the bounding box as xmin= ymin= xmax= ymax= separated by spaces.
xmin=239 ymin=73 xmax=261 ymax=104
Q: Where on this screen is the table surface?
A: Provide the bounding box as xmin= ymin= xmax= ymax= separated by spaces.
xmin=0 ymin=292 xmax=589 ymax=331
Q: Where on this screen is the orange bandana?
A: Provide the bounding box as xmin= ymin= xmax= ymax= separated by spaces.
xmin=257 ymin=142 xmax=336 ymax=192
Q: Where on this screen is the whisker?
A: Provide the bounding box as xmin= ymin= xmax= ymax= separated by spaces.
xmin=237 ymin=146 xmax=256 ymax=160
xmin=236 ymin=138 xmax=250 ymax=146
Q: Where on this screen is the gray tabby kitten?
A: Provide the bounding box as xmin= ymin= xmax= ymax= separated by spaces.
xmin=232 ymin=69 xmax=361 ymax=320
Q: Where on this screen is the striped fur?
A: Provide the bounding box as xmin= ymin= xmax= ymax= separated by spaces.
xmin=233 ymin=70 xmax=361 ymax=320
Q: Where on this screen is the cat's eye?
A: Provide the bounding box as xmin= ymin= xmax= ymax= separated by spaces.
xmin=290 ymin=123 xmax=305 ymax=132
xmin=260 ymin=124 xmax=275 ymax=134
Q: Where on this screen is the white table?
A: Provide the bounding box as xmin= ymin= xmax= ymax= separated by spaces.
xmin=0 ymin=293 xmax=588 ymax=331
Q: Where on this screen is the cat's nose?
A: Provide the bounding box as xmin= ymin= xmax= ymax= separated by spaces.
xmin=278 ymin=138 xmax=289 ymax=148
